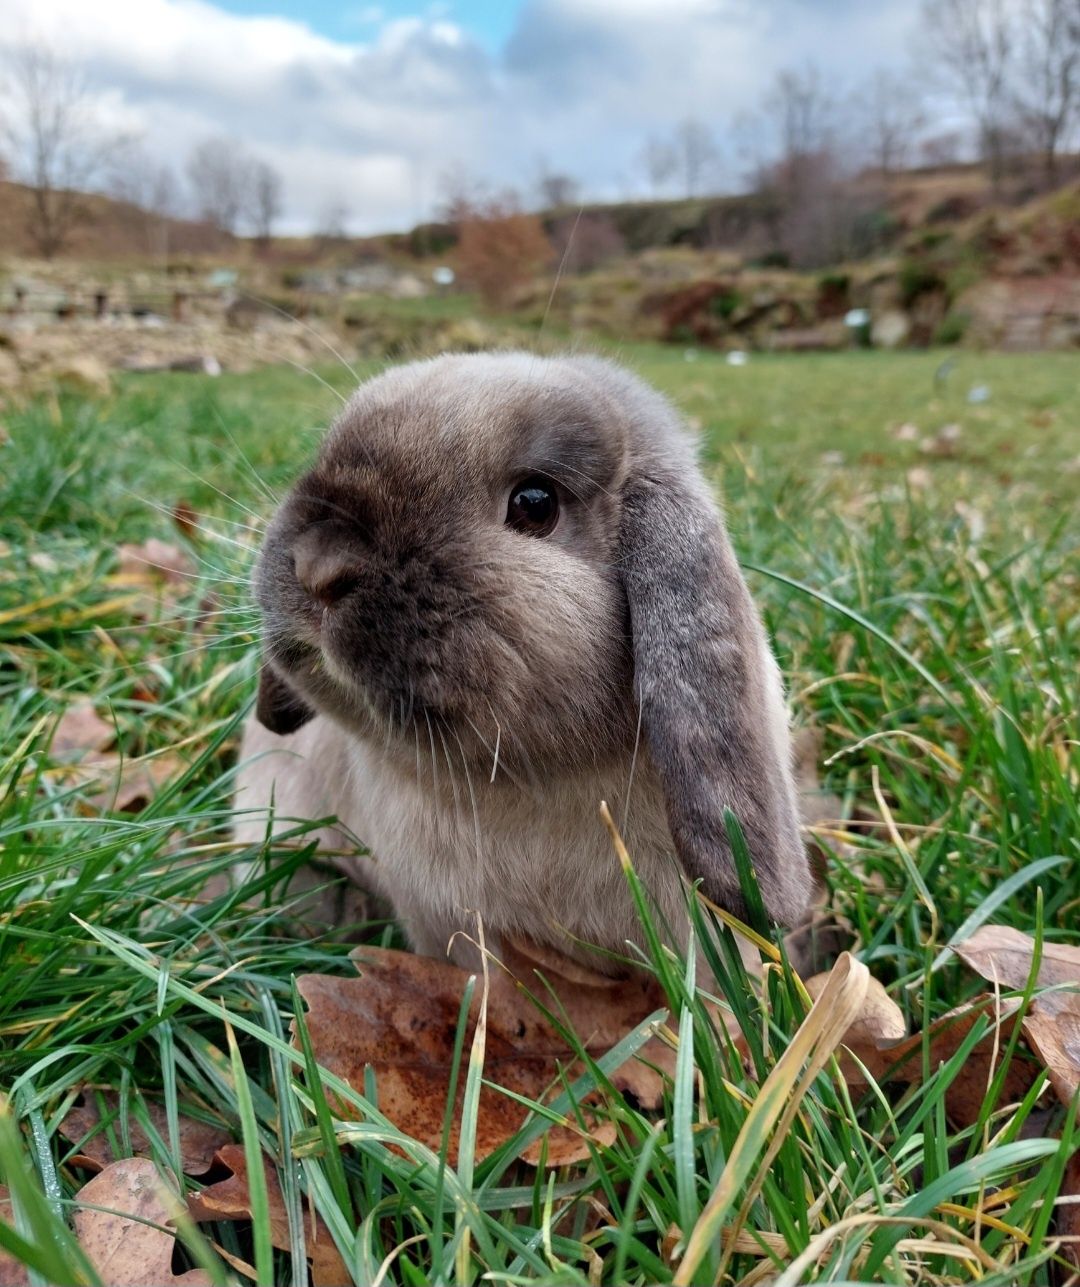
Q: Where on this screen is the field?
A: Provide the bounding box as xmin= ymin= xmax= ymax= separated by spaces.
xmin=1 ymin=345 xmax=1078 ymax=1284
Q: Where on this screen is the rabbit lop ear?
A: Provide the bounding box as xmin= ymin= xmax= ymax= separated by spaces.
xmin=619 ymin=466 xmax=811 ymax=926
xmin=256 ymin=660 xmax=315 ymax=735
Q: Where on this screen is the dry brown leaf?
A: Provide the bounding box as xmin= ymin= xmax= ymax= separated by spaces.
xmin=50 ymin=701 xmax=115 ymax=760
xmin=800 ymin=979 xmax=1039 ymax=1126
xmin=955 ymin=925 xmax=1080 ymax=1106
xmin=60 ymin=1089 xmax=228 ymax=1176
xmin=67 ymin=751 xmax=186 ymax=814
xmin=804 ymin=971 xmax=906 ymax=1086
xmin=876 ymin=994 xmax=1039 ymax=1124
xmin=792 ymin=727 xmax=847 ymax=834
xmin=73 ymin=1159 xmax=211 ymax=1286
xmin=187 ymin=1144 xmax=347 ymax=1287
xmin=0 ymin=1187 xmax=29 ymax=1287
xmin=116 ymin=539 xmax=195 ymax=587
xmin=296 ymin=940 xmax=673 ymax=1167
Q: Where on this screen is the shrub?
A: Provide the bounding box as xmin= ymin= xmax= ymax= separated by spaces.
xmin=933 ymin=311 xmax=970 ymax=345
xmin=707 ymin=287 xmax=742 ymax=320
xmin=456 ymin=199 xmax=553 ymax=309
xmin=549 ymin=213 xmax=625 ymax=273
xmin=898 ymin=258 xmax=945 ymax=306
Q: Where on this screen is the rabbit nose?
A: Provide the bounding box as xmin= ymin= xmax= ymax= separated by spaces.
xmin=292 ymin=529 xmax=363 ymax=606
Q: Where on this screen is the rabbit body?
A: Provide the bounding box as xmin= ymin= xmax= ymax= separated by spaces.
xmin=234 ymin=352 xmax=810 ymax=966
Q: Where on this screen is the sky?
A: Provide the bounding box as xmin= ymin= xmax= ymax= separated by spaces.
xmin=0 ymin=0 xmax=930 ymax=235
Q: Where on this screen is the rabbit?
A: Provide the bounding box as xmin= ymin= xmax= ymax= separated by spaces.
xmin=233 ymin=351 xmax=811 ymax=970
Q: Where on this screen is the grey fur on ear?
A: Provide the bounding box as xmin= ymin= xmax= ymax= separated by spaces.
xmin=256 ymin=661 xmax=315 ymax=735
xmin=619 ymin=466 xmax=811 ymax=927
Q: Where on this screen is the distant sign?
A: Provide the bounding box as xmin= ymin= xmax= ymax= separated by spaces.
xmin=432 ymin=266 xmax=455 ymax=286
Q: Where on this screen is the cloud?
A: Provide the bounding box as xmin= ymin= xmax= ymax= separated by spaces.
xmin=0 ymin=0 xmax=925 ymax=234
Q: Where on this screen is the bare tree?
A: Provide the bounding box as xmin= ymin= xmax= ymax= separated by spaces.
xmin=108 ymin=140 xmax=181 ymax=257
xmin=435 ymin=161 xmax=485 ymax=226
xmin=751 ymin=65 xmax=872 ymax=267
xmin=766 ymin=65 xmax=836 ymax=162
xmin=921 ymin=0 xmax=1014 ymax=189
xmin=0 ymin=42 xmax=126 ymax=258
xmin=186 ymin=137 xmax=251 ymax=234
xmin=314 ymin=195 xmax=350 ymax=253
xmin=854 ymin=68 xmax=926 ymax=174
xmin=250 ymin=159 xmax=284 ymax=248
xmin=638 ymin=136 xmax=678 ymax=197
xmin=1011 ymin=0 xmax=1080 ymax=183
xmin=674 ymin=117 xmax=719 ymax=197
xmin=535 ymin=163 xmax=579 ymax=209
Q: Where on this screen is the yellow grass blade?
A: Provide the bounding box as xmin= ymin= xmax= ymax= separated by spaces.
xmin=674 ymin=952 xmax=870 ymax=1284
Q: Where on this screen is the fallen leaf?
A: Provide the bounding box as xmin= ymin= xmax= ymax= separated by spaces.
xmin=65 ymin=752 xmax=186 ymax=814
xmin=187 ymin=1144 xmax=347 ymax=1287
xmin=116 ymin=539 xmax=195 ymax=588
xmin=792 ymin=727 xmax=847 ymax=834
xmin=804 ymin=971 xmax=905 ymax=1085
xmin=50 ymin=702 xmax=115 ymax=760
xmin=0 ymin=1187 xmax=29 ymax=1287
xmin=802 ymin=982 xmax=1040 ymax=1126
xmin=73 ymin=1158 xmax=211 ymax=1286
xmin=60 ymin=1089 xmax=229 ymax=1176
xmin=955 ymin=925 xmax=1080 ymax=1106
xmin=296 ymin=940 xmax=673 ymax=1166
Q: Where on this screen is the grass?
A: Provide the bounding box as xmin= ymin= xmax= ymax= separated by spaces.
xmin=0 ymin=344 xmax=1078 ymax=1283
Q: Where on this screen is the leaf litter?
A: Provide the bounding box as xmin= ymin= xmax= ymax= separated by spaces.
xmin=187 ymin=1144 xmax=347 ymax=1287
xmin=47 ymin=696 xmax=186 ymax=814
xmin=296 ymin=937 xmax=675 ymax=1167
xmin=59 ymin=1089 xmax=229 ymax=1176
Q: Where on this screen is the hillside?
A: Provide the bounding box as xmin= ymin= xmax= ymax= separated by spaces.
xmin=3 ymin=157 xmax=1071 ymax=267
xmin=0 ymin=181 xmax=226 ymax=261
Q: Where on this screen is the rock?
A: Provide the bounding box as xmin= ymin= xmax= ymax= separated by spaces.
xmin=871 ymin=309 xmax=910 ymax=349
xmin=119 ymin=354 xmax=221 ymax=375
xmin=51 ymin=355 xmax=111 ymax=398
xmin=767 ymin=322 xmax=848 ymax=352
xmin=957 ymin=276 xmax=1080 ymax=351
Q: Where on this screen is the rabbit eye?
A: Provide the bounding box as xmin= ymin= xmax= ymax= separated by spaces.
xmin=506 ymin=477 xmax=559 ymax=537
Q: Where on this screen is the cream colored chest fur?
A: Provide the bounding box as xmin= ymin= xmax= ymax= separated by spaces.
xmin=234 ymin=714 xmax=689 ymax=968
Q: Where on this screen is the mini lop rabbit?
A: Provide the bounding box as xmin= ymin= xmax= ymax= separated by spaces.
xmin=234 ymin=352 xmax=810 ymax=967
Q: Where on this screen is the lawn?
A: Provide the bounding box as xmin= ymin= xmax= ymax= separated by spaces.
xmin=1 ymin=344 xmax=1078 ymax=1284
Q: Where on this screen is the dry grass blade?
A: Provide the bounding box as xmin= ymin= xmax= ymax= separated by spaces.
xmin=772 ymin=1213 xmax=1004 ymax=1285
xmin=674 ymin=952 xmax=870 ymax=1285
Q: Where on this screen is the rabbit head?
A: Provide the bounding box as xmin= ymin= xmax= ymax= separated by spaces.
xmin=253 ymin=352 xmax=810 ymax=926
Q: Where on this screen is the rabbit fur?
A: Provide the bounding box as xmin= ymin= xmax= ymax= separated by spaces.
xmin=234 ymin=352 xmax=811 ymax=968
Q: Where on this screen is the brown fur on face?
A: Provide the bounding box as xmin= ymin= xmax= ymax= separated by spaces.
xmin=243 ymin=351 xmax=811 ymax=959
